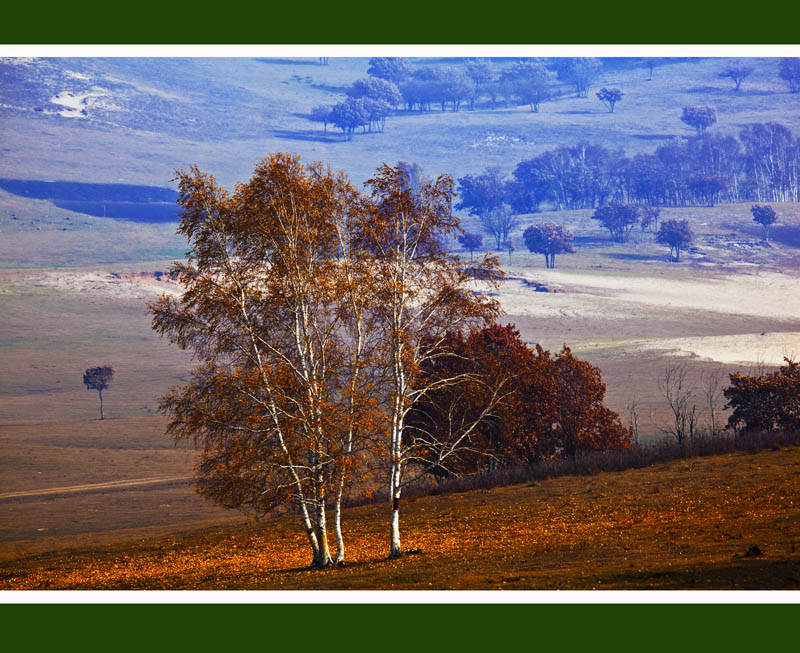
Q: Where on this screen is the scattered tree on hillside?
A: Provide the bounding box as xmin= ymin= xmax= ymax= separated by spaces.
xmin=596 ymin=87 xmax=624 ymax=113
xmin=719 ymin=62 xmax=753 ymax=91
xmin=778 ymin=58 xmax=800 ymax=93
xmin=523 ymin=221 xmax=575 ymax=268
xmin=407 ymin=324 xmax=631 ymax=474
xmin=503 ymin=237 xmax=515 ymax=264
xmin=458 ymin=231 xmax=483 ymax=259
xmin=639 ymin=206 xmax=661 ymax=240
xmin=681 ymin=106 xmax=717 ymax=135
xmin=724 ymin=358 xmax=800 ymax=433
xmin=363 ymin=164 xmax=503 ymax=558
xmin=480 ymin=204 xmax=520 ymax=250
xmin=554 ymin=58 xmax=603 ymax=98
xmin=591 ymin=203 xmax=640 ymax=243
xmin=644 ymin=58 xmax=657 ymax=80
xmin=367 ymin=57 xmax=411 ymax=84
xmin=309 ymin=105 xmax=332 ymax=135
xmin=150 ymin=154 xmax=380 ymax=568
xmin=83 ymin=365 xmax=113 ymax=420
xmin=751 ymin=204 xmax=777 ymax=241
xmin=656 ymin=218 xmax=694 ymax=261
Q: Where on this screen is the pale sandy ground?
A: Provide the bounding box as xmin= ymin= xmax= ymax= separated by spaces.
xmin=492 ymin=267 xmax=800 ymax=365
xmin=31 ymin=265 xmax=800 ymax=365
xmin=33 ymin=269 xmax=181 ymax=301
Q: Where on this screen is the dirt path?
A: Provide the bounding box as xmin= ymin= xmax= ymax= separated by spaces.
xmin=0 ymin=475 xmax=192 ymax=500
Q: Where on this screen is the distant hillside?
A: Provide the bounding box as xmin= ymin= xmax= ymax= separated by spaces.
xmin=2 ymin=56 xmax=799 ymax=192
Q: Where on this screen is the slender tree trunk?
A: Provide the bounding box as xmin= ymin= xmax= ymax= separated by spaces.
xmin=98 ymin=390 xmax=104 ymax=420
xmin=389 ymin=493 xmax=402 ymax=558
xmin=333 ymin=498 xmax=345 ymax=565
xmin=313 ymin=481 xmax=333 ymax=568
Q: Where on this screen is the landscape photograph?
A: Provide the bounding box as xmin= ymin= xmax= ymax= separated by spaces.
xmin=1 ymin=49 xmax=799 ymax=594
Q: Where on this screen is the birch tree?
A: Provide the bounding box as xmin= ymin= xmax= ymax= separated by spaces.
xmin=150 ymin=154 xmax=377 ymax=569
xmin=360 ymin=164 xmax=503 ymax=558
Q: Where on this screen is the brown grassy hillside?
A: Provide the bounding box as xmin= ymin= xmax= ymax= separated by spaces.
xmin=2 ymin=445 xmax=797 ymax=590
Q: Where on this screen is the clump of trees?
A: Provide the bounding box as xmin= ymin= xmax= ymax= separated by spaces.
xmin=456 ymin=168 xmax=520 ymax=248
xmin=554 ymin=58 xmax=603 ymax=98
xmin=751 ymin=204 xmax=777 ymax=241
xmin=500 ymin=61 xmax=551 ymax=112
xmin=592 ymin=203 xmax=641 ymax=243
xmin=522 ymin=222 xmax=575 ymax=268
xmin=83 ymin=365 xmax=113 ymax=420
xmin=407 ymin=324 xmax=631 ymax=475
xmin=151 ymin=154 xmax=504 ymax=567
xmin=724 ymin=359 xmax=800 ymax=433
xmin=656 ymin=218 xmax=694 ymax=261
xmin=367 ymin=57 xmax=412 ymax=84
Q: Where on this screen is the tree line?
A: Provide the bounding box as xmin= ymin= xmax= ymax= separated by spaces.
xmin=456 ymin=122 xmax=800 ymax=220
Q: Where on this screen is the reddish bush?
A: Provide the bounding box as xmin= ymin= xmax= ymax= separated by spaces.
xmin=407 ymin=324 xmax=631 ymax=474
xmin=724 ymin=359 xmax=800 ymax=433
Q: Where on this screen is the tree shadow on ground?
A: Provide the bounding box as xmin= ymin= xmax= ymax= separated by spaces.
xmin=633 ymin=133 xmax=676 ymax=141
xmin=605 ymin=556 xmax=800 ymax=590
xmin=271 ymin=129 xmax=344 ymax=143
xmin=603 ymin=252 xmax=663 ymax=262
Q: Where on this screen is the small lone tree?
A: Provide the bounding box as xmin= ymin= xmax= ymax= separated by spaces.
xmin=83 ymin=365 xmax=113 ymax=420
xmin=644 ymin=58 xmax=657 ymax=81
xmin=503 ymin=237 xmax=515 ymax=264
xmin=458 ymin=231 xmax=483 ymax=259
xmin=680 ymin=105 xmax=717 ymax=135
xmin=596 ymin=87 xmax=624 ymax=113
xmin=751 ymin=204 xmax=777 ymax=241
xmin=309 ymin=105 xmax=332 ymax=135
xmin=778 ymin=58 xmax=800 ymax=93
xmin=657 ymin=218 xmax=694 ymax=262
xmin=639 ymin=206 xmax=660 ymax=240
xmin=719 ymin=62 xmax=753 ymax=91
xmin=523 ymin=221 xmax=575 ymax=268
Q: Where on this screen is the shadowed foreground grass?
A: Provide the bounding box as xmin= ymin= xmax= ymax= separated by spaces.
xmin=1 ymin=445 xmax=798 ymax=590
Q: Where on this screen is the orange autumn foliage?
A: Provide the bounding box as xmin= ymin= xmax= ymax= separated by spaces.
xmin=407 ymin=324 xmax=631 ymax=474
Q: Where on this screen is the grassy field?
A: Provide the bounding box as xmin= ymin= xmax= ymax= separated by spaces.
xmin=2 ymin=444 xmax=797 ymax=590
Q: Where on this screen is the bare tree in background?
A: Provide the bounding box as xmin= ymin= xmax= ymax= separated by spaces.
xmin=701 ymin=366 xmax=726 ymax=435
xmin=659 ymin=360 xmax=698 ymax=447
xmin=84 ymin=365 xmax=114 ymax=420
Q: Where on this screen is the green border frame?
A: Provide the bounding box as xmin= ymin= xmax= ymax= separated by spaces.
xmin=2 ymin=0 xmax=798 ymax=644
xmin=3 ymin=2 xmax=800 ymax=44
xmin=2 ymin=603 xmax=798 ymax=648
